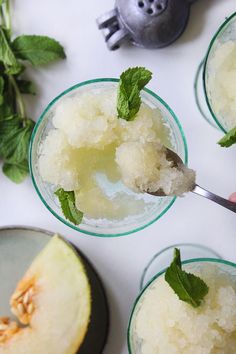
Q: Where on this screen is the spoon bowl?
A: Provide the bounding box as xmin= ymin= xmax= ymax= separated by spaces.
xmin=147 ymin=147 xmax=194 ymax=197
xmin=147 ymin=148 xmax=236 ymax=213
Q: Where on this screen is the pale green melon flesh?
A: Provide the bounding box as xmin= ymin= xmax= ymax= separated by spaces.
xmin=0 ymin=236 xmax=91 ymax=354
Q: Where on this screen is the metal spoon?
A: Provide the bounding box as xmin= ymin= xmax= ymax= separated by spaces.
xmin=147 ymin=148 xmax=236 ymax=213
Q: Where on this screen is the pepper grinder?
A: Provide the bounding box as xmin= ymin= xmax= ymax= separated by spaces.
xmin=97 ymin=0 xmax=196 ymax=50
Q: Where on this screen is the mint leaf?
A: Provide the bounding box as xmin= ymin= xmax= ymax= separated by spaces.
xmin=165 ymin=248 xmax=209 ymax=308
xmin=117 ymin=67 xmax=152 ymax=121
xmin=12 ymin=35 xmax=66 ymax=66
xmin=3 ymin=160 xmax=29 ymax=183
xmin=0 ymin=116 xmax=34 ymax=182
xmin=55 ymin=188 xmax=83 ymax=225
xmin=218 ymin=126 xmax=236 ymax=148
xmin=16 ymin=79 xmax=36 ymax=95
xmin=0 ymin=28 xmax=22 ymax=74
xmin=0 ymin=116 xmax=22 ymax=158
xmin=5 ymin=63 xmax=24 ymax=75
xmin=172 ymin=247 xmax=182 ymax=268
xmin=5 ymin=119 xmax=35 ymax=164
xmin=0 ymin=101 xmax=13 ymax=119
xmin=0 ymin=115 xmax=34 ymax=186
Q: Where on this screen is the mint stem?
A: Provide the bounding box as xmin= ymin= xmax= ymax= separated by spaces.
xmin=5 ymin=0 xmax=11 ymax=33
xmin=8 ymin=74 xmax=26 ymax=120
xmin=2 ymin=0 xmax=26 ymax=122
xmin=0 ymin=6 xmax=6 ymax=27
xmin=0 ymin=0 xmax=10 ymax=30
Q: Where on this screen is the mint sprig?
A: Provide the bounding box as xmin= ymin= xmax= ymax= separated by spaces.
xmin=117 ymin=67 xmax=152 ymax=121
xmin=165 ymin=248 xmax=209 ymax=308
xmin=0 ymin=0 xmax=66 ymax=183
xmin=218 ymin=126 xmax=236 ymax=148
xmin=55 ymin=188 xmax=84 ymax=225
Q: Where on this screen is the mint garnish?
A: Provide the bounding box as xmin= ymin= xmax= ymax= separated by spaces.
xmin=218 ymin=126 xmax=236 ymax=148
xmin=117 ymin=67 xmax=152 ymax=121
xmin=55 ymin=188 xmax=83 ymax=225
xmin=165 ymin=248 xmax=209 ymax=308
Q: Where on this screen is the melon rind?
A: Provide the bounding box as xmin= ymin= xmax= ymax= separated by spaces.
xmin=0 ymin=235 xmax=91 ymax=354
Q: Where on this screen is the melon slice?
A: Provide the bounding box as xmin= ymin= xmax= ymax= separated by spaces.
xmin=0 ymin=235 xmax=91 ymax=354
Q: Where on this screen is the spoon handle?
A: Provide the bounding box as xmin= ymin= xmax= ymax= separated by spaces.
xmin=192 ymin=185 xmax=236 ymax=213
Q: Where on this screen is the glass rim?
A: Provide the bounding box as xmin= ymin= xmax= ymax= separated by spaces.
xmin=127 ymin=257 xmax=236 ymax=353
xmin=140 ymin=243 xmax=222 ymax=290
xmin=203 ymin=11 xmax=236 ymax=133
xmin=29 ymin=78 xmax=188 ymax=237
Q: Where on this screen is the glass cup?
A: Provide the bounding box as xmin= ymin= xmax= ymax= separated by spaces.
xmin=128 ymin=244 xmax=225 ymax=353
xmin=30 ymin=79 xmax=188 ymax=237
xmin=194 ymin=12 xmax=236 ymax=132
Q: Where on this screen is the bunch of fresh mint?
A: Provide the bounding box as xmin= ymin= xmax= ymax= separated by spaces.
xmin=0 ymin=0 xmax=65 ymax=183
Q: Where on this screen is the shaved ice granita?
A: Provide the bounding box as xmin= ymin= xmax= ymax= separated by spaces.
xmin=128 ymin=252 xmax=236 ymax=354
xmin=31 ymin=68 xmax=194 ymax=236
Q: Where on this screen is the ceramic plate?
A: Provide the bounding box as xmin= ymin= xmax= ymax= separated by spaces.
xmin=0 ymin=226 xmax=109 ymax=354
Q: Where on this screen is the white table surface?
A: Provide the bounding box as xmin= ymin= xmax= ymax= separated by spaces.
xmin=1 ymin=1 xmax=236 ymax=353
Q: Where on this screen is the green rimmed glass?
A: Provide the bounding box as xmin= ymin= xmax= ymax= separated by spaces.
xmin=194 ymin=12 xmax=236 ymax=132
xmin=29 ymin=78 xmax=188 ymax=237
xmin=128 ymin=255 xmax=236 ymax=354
xmin=140 ymin=243 xmax=221 ymax=290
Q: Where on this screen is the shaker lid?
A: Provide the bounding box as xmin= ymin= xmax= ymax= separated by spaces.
xmin=97 ymin=0 xmax=194 ymax=50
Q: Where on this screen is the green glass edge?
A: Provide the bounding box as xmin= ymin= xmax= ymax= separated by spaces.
xmin=127 ymin=257 xmax=236 ymax=353
xmin=139 ymin=243 xmax=222 ymax=290
xmin=29 ymin=78 xmax=188 ymax=238
xmin=194 ymin=60 xmax=219 ymax=129
xmin=203 ymin=12 xmax=236 ymax=134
